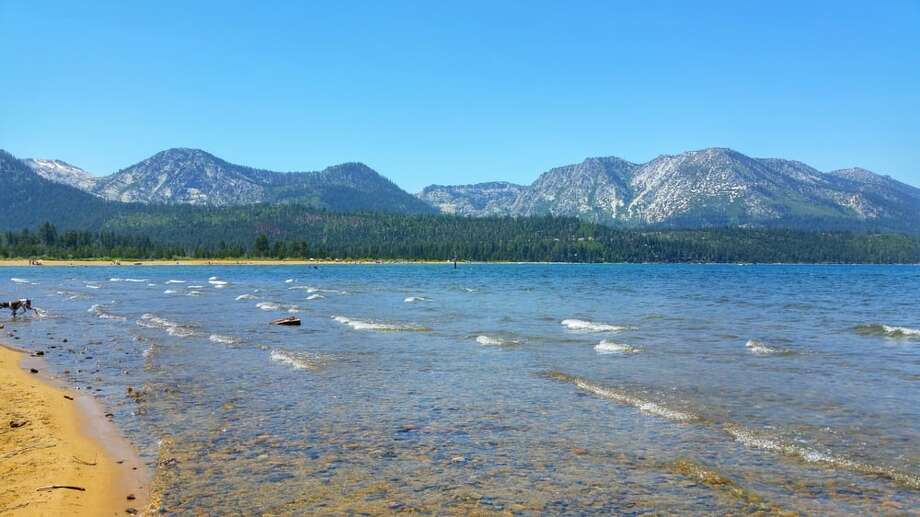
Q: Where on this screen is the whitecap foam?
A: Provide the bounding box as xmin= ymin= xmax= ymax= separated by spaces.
xmin=187 ymin=285 xmax=204 ymax=289
xmin=476 ymin=335 xmax=519 ymax=346
xmin=595 ymin=339 xmax=639 ymax=354
xmin=186 ymin=291 xmax=203 ymax=296
xmin=306 ymin=294 xmax=324 ymax=301
xmin=257 ymin=302 xmax=281 ymax=311
xmin=163 ymin=289 xmax=177 ymax=294
xmin=124 ymin=278 xmax=147 ymax=283
xmin=236 ymin=294 xmax=257 ymax=301
xmin=84 ymin=283 xmax=102 ymax=289
xmin=208 ymin=276 xmax=219 ymax=281
xmin=208 ymin=279 xmax=228 ymax=286
xmin=10 ymin=277 xmax=30 ymax=284
xmin=270 ymin=350 xmax=328 ymax=371
xmin=561 ymin=319 xmax=631 ymax=332
xmin=284 ymin=278 xmax=294 ymax=283
xmin=209 ymin=334 xmax=240 ymax=345
xmin=332 ymin=315 xmax=428 ymax=332
xmin=108 ymin=277 xmax=123 ymax=282
xmin=165 ymin=280 xmax=186 ymax=284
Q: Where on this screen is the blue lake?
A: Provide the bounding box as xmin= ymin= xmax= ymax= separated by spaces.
xmin=3 ymin=264 xmax=918 ymax=514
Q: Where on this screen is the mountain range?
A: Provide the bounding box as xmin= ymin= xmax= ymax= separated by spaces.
xmin=418 ymin=148 xmax=920 ymax=231
xmin=25 ymin=148 xmax=435 ymax=214
xmin=13 ymin=146 xmax=920 ymax=233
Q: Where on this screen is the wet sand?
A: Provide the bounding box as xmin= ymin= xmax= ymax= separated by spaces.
xmin=0 ymin=345 xmax=147 ymax=515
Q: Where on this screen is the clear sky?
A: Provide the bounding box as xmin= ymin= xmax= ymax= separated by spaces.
xmin=2 ymin=1 xmax=918 ymax=191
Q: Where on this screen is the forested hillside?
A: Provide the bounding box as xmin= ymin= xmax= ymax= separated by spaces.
xmin=4 ymin=216 xmax=919 ymax=264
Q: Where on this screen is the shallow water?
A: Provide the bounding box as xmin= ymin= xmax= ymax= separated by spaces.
xmin=2 ymin=264 xmax=918 ymax=514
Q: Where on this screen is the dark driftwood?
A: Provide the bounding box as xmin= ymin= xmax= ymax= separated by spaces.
xmin=36 ymin=485 xmax=86 ymax=492
xmin=271 ymin=316 xmax=301 ymax=326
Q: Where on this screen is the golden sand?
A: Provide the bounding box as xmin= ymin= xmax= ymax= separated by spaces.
xmin=0 ymin=345 xmax=147 ymax=515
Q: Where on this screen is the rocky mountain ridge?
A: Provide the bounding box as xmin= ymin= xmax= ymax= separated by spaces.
xmin=417 ymin=148 xmax=920 ymax=230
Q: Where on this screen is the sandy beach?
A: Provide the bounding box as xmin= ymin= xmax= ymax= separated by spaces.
xmin=0 ymin=345 xmax=148 ymax=515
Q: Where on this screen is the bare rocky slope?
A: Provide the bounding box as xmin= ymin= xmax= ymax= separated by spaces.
xmin=418 ymin=148 xmax=920 ymax=230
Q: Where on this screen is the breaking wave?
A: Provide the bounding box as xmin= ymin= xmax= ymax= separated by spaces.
xmin=404 ymin=296 xmax=431 ymax=303
xmin=855 ymin=324 xmax=920 ymax=339
xmin=209 ymin=334 xmax=240 ymax=345
xmin=137 ymin=313 xmax=198 ymax=337
xmin=270 ymin=350 xmax=329 ymax=371
xmin=595 ymin=339 xmax=639 ymax=354
xmin=476 ymin=335 xmax=519 ymax=346
xmin=543 ymin=371 xmax=697 ymax=422
xmin=88 ymin=304 xmax=126 ymax=321
xmin=306 ymin=294 xmax=324 ymax=301
xmin=724 ymin=425 xmax=920 ymax=490
xmin=743 ymin=339 xmax=796 ymax=355
xmin=235 ymin=294 xmax=257 ymax=301
xmin=542 ymin=370 xmax=920 ymax=489
xmin=165 ymin=280 xmax=186 ymax=284
xmin=163 ymin=289 xmax=177 ymax=294
xmin=332 ymin=315 xmax=429 ymax=332
xmin=257 ymin=302 xmax=281 ymax=311
xmin=10 ymin=277 xmax=30 ymax=284
xmin=561 ymin=319 xmax=632 ymax=332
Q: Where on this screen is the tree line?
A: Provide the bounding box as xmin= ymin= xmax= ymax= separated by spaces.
xmin=2 ymin=217 xmax=920 ymax=263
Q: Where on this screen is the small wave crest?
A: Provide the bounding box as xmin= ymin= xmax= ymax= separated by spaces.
xmin=270 ymin=350 xmax=329 ymax=371
xmin=209 ymin=334 xmax=240 ymax=345
xmin=476 ymin=335 xmax=519 ymax=346
xmin=561 ymin=319 xmax=632 ymax=332
xmin=137 ymin=313 xmax=198 ymax=337
xmin=88 ymin=304 xmax=126 ymax=321
xmin=595 ymin=339 xmax=639 ymax=354
xmin=165 ymin=280 xmax=186 ymax=284
xmin=236 ymin=294 xmax=257 ymax=301
xmin=543 ymin=371 xmax=697 ymax=422
xmin=744 ymin=339 xmax=796 ymax=355
xmin=332 ymin=315 xmax=428 ymax=332
xmin=855 ymin=324 xmax=920 ymax=339
xmin=724 ymin=425 xmax=920 ymax=490
xmin=404 ymin=296 xmax=431 ymax=303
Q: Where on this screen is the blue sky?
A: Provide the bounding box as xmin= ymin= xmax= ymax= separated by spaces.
xmin=2 ymin=1 xmax=918 ymax=191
